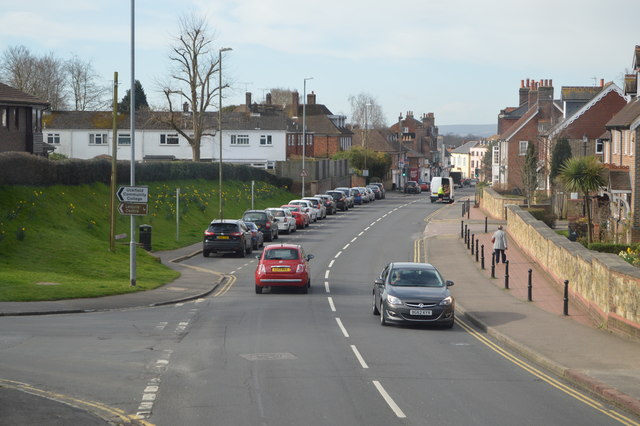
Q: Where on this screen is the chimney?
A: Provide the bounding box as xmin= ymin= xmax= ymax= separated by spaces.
xmin=291 ymin=91 xmax=299 ymax=116
xmin=266 ymin=93 xmax=272 ymax=105
xmin=528 ymin=83 xmax=538 ymax=106
xmin=519 ymin=79 xmax=530 ymax=106
xmin=245 ymin=92 xmax=252 ymax=108
xmin=600 ymin=78 xmax=605 ymax=87
xmin=183 ymin=102 xmax=189 ymax=113
xmin=307 ymin=91 xmax=316 ymax=105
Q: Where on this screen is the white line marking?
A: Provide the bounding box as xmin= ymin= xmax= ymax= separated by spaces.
xmin=364 ymin=227 xmax=370 ymax=231
xmin=328 ymin=259 xmax=335 ymax=268
xmin=335 ymin=318 xmax=349 ymax=337
xmin=376 ymin=218 xmax=381 ymax=222
xmin=325 ymin=281 xmax=330 ymax=293
xmin=370 ymin=222 xmax=376 ymax=227
xmin=325 ymin=270 xmax=330 ymax=279
xmin=343 ymin=243 xmax=350 ymax=250
xmin=373 ymin=381 xmax=406 ymax=418
xmin=382 ymin=213 xmax=388 ymax=218
xmin=351 ymin=345 xmax=368 ymax=369
xmin=358 ymin=231 xmax=364 ymax=236
xmin=328 ymin=297 xmax=336 ymax=312
xmin=334 ymin=251 xmax=342 ymax=258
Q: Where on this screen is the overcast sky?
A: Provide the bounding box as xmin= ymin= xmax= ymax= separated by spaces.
xmin=1 ymin=0 xmax=638 ymax=126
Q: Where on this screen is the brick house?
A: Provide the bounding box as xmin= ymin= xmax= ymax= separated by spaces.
xmin=0 ymin=82 xmax=50 ymax=156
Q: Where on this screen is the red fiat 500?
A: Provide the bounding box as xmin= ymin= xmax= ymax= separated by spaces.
xmin=281 ymin=204 xmax=310 ymax=229
xmin=255 ymin=244 xmax=314 ymax=294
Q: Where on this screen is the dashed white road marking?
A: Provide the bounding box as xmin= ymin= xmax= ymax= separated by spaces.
xmin=373 ymin=381 xmax=406 ymax=418
xmin=156 ymin=322 xmax=168 ymax=330
xmin=136 ymin=349 xmax=173 ymax=419
xmin=358 ymin=231 xmax=364 ymax=236
xmin=364 ymin=227 xmax=370 ymax=231
xmin=334 ymin=251 xmax=342 ymax=258
xmin=325 ymin=281 xmax=330 ymax=293
xmin=343 ymin=243 xmax=350 ymax=250
xmin=351 ymin=237 xmax=357 ymax=243
xmin=336 ymin=318 xmax=349 ymax=337
xmin=324 ymin=270 xmax=330 ymax=279
xmin=328 ymin=297 xmax=336 ymax=312
xmin=370 ymin=222 xmax=376 ymax=227
xmin=328 ymin=260 xmax=335 ymax=268
xmin=351 ymin=345 xmax=368 ymax=369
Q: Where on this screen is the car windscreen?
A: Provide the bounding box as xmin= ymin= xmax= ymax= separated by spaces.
xmin=264 ymin=248 xmax=299 ymax=260
xmin=389 ymin=269 xmax=444 ymax=287
xmin=243 ymin=213 xmax=266 ymax=221
xmin=209 ymin=223 xmax=239 ymax=233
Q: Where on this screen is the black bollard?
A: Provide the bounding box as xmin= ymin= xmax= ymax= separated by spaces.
xmin=461 ymin=202 xmax=466 ymax=217
xmin=484 ymin=216 xmax=488 ymax=233
xmin=471 ymin=234 xmax=475 ymax=253
xmin=563 ymin=280 xmax=569 ymax=315
xmin=528 ymin=269 xmax=533 ymax=301
xmin=466 ymin=230 xmax=470 ymax=249
xmin=461 ymin=221 xmax=464 ymax=238
xmin=491 ymin=253 xmax=495 ymax=278
xmin=464 ymin=225 xmax=468 ymax=244
xmin=504 ymin=260 xmax=509 ymax=289
xmin=467 ymin=200 xmax=470 ymax=219
xmin=481 ymin=245 xmax=485 ymax=269
xmin=475 ymin=239 xmax=479 ymax=262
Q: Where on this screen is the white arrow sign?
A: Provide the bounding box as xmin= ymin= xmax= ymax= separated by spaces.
xmin=117 ymin=186 xmax=148 ymax=203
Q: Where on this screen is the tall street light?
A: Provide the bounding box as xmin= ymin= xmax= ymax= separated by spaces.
xmin=302 ymin=77 xmax=313 ymax=197
xmin=364 ymin=103 xmax=371 ymax=180
xmin=218 ymin=47 xmax=232 ymax=220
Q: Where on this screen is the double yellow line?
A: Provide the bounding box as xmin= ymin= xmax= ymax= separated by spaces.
xmin=455 ymin=319 xmax=639 ymax=425
xmin=212 ymin=274 xmax=236 ymax=297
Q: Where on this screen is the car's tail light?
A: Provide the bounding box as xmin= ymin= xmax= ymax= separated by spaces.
xmin=230 ymin=232 xmax=242 ymax=236
xmin=258 ymin=264 xmax=266 ymax=274
xmin=265 ymin=222 xmax=271 ymax=229
xmin=205 ymin=230 xmax=215 ymax=236
xmin=296 ymin=263 xmax=305 ymax=273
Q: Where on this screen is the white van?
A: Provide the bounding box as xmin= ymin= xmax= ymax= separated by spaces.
xmin=430 ymin=177 xmax=454 ymax=203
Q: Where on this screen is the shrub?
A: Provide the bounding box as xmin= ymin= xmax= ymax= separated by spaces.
xmin=525 ymin=207 xmax=556 ymax=228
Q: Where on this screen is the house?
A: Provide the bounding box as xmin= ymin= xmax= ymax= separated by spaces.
xmin=43 ymin=107 xmax=293 ymax=168
xmin=450 ymin=140 xmax=485 ymax=179
xmin=494 ymin=79 xmax=563 ymax=190
xmin=0 ymin=82 xmax=50 ymax=156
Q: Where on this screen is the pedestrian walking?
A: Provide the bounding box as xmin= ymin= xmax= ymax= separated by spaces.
xmin=492 ymin=225 xmax=508 ymax=264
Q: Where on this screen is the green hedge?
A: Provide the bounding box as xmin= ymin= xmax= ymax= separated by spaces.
xmin=524 ymin=207 xmax=556 ymax=229
xmin=0 ymin=152 xmax=292 ymax=189
xmin=587 ymin=243 xmax=637 ymax=254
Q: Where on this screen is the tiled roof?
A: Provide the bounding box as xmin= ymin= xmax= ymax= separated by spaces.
xmin=451 ymin=141 xmax=477 ymax=154
xmin=499 ymin=107 xmax=539 ymax=141
xmin=561 ymin=86 xmax=602 ymax=101
xmin=605 ymin=97 xmax=640 ymax=129
xmin=0 ymin=82 xmax=49 ymax=107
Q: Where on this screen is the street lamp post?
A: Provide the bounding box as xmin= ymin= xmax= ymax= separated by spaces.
xmin=302 ymin=77 xmax=313 ymax=197
xmin=364 ymin=103 xmax=371 ymax=179
xmin=218 ymin=47 xmax=232 ymax=220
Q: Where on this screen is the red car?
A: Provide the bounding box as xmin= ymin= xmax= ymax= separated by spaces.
xmin=281 ymin=204 xmax=310 ymax=229
xmin=255 ymin=244 xmax=314 ymax=294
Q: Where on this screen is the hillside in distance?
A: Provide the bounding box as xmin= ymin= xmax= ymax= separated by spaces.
xmin=438 ymin=124 xmax=496 ymax=138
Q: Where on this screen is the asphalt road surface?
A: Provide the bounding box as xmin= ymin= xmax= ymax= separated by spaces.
xmin=0 ymin=190 xmax=632 ymax=425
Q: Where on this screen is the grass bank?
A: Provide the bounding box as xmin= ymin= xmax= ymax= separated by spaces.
xmin=0 ymin=179 xmax=294 ymax=301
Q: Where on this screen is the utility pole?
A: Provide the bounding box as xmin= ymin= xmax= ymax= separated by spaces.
xmin=109 ymin=72 xmax=118 ymax=252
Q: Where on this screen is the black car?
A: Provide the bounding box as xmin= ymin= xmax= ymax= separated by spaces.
xmin=242 ymin=210 xmax=279 ymax=242
xmin=370 ymin=182 xmax=385 ymax=199
xmin=326 ymin=190 xmax=348 ymax=211
xmin=372 ymin=262 xmax=455 ymax=328
xmin=203 ymin=219 xmax=253 ymax=257
xmin=367 ymin=184 xmax=382 ymax=200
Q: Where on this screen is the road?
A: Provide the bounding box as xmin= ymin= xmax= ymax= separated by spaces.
xmin=0 ymin=189 xmax=633 ymax=425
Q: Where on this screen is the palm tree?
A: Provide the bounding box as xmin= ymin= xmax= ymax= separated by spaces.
xmin=558 ymin=156 xmax=606 ymax=244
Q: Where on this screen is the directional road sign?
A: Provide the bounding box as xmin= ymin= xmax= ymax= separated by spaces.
xmin=117 ymin=186 xmax=148 ymax=203
xmin=118 ymin=203 xmax=148 ymax=216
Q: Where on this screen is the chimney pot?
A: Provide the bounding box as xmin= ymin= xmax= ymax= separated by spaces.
xmin=600 ymin=78 xmax=604 ymax=87
xmin=246 ymin=92 xmax=252 ymax=107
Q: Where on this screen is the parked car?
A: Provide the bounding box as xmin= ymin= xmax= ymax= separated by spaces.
xmin=326 ymin=190 xmax=349 ymax=211
xmin=404 ymin=181 xmax=421 ymax=194
xmin=281 ymin=204 xmax=310 ymax=229
xmin=242 ymin=209 xmax=279 ymax=242
xmin=203 ymin=219 xmax=253 ymax=258
xmin=362 ymin=186 xmax=375 ymax=202
xmin=370 ymin=182 xmax=385 ymax=199
xmin=335 ymin=187 xmax=355 ymax=208
xmin=349 ymin=188 xmax=363 ymax=205
xmin=418 ymin=180 xmax=430 ymax=192
xmin=315 ymin=194 xmax=337 ymax=215
xmin=372 ymin=262 xmax=455 ymax=328
xmin=266 ymin=207 xmax=297 ymax=234
xmin=367 ymin=184 xmax=382 ymax=200
xmin=255 ymin=244 xmax=314 ymax=294
xmin=245 ymin=221 xmax=264 ymax=250
xmin=288 ymin=199 xmax=318 ymax=222
xmin=303 ymin=197 xmax=327 ymax=219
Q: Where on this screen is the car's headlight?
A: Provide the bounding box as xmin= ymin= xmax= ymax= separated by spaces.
xmin=386 ymin=294 xmax=403 ymax=306
xmin=439 ymin=296 xmax=453 ymax=306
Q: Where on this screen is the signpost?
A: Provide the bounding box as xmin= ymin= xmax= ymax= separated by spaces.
xmin=117 ymin=186 xmax=148 ymax=216
xmin=118 ymin=203 xmax=148 ymax=216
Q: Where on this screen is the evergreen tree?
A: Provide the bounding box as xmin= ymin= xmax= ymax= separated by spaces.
xmin=118 ymin=80 xmax=149 ymax=112
xmin=522 ymin=141 xmax=538 ymax=207
xmin=550 ymin=138 xmax=572 ymax=183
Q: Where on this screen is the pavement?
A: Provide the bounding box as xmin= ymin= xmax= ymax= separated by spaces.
xmin=1 ymin=196 xmax=639 ymax=420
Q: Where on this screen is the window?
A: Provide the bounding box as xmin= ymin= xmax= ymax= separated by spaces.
xmin=493 ymin=146 xmax=499 ymax=164
xmin=1 ymin=108 xmax=6 ymax=128
xmin=89 ymin=133 xmax=108 ymax=145
xmin=160 ymin=133 xmax=179 ymax=145
xmin=118 ymin=133 xmax=131 ymax=145
xmin=595 ymin=139 xmax=604 ymax=154
xmin=260 ymin=135 xmax=272 ymax=146
xmin=47 ymin=133 xmax=60 ymax=144
xmin=230 ymin=134 xmax=249 ymax=145
xmin=519 ymin=141 xmax=528 ymax=156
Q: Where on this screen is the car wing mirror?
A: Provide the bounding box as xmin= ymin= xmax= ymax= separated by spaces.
xmin=306 ymin=254 xmax=314 ymax=261
xmin=374 ymin=278 xmax=385 ymax=286
xmin=446 ymin=280 xmax=454 ymax=287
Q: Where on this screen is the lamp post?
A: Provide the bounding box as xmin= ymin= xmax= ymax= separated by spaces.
xmin=218 ymin=47 xmax=232 ymax=220
xmin=302 ymin=77 xmax=313 ymax=197
xmin=364 ymin=103 xmax=371 ymax=179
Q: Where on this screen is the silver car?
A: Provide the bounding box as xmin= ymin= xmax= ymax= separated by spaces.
xmin=266 ymin=207 xmax=297 ymax=234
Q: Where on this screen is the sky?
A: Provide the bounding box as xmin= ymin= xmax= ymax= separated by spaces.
xmin=1 ymin=0 xmax=638 ymax=127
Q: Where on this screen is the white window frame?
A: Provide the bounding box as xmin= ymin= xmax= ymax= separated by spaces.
xmin=595 ymin=139 xmax=604 ymax=154
xmin=230 ymin=134 xmax=250 ymax=146
xmin=89 ymin=133 xmax=108 ymax=145
xmin=519 ymin=140 xmax=528 ymax=156
xmin=47 ymin=133 xmax=60 ymax=144
xmin=630 ymin=131 xmax=635 ymax=156
xmin=260 ymin=135 xmax=272 ymax=146
xmin=118 ymin=133 xmax=131 ymax=145
xmin=160 ymin=133 xmax=179 ymax=145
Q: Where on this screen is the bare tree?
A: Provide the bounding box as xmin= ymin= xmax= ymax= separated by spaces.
xmin=0 ymin=45 xmax=67 ymax=110
xmin=268 ymin=88 xmax=295 ymax=106
xmin=349 ymin=93 xmax=386 ymax=130
xmin=160 ymin=14 xmax=224 ymax=161
xmin=66 ymin=55 xmax=110 ymax=111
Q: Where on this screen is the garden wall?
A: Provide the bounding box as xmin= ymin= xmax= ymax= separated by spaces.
xmin=481 ymin=187 xmax=640 ymax=340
